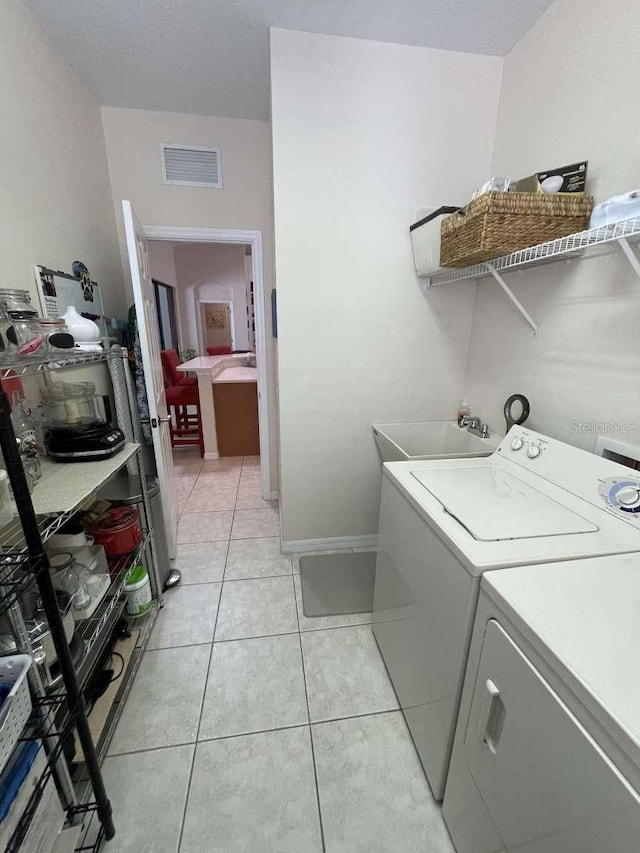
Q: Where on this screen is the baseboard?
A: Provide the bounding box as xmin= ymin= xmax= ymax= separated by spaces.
xmin=280 ymin=534 xmax=377 ymax=554
xmin=203 ymin=451 xmax=220 ymax=460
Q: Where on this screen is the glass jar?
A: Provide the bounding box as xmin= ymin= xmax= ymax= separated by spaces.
xmin=0 ymin=289 xmax=36 ymax=314
xmin=0 ymin=289 xmax=41 ymax=359
xmin=37 ymin=319 xmax=74 ymax=354
xmin=11 ymin=316 xmax=47 ymax=358
xmin=0 ymin=307 xmax=7 ymax=363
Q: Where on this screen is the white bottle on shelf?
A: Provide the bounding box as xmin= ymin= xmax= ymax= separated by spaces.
xmin=457 ymin=399 xmax=470 ymax=427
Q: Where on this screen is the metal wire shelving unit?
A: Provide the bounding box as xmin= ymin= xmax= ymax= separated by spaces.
xmin=74 ymin=534 xmax=151 ymax=688
xmin=0 ymin=351 xmax=112 ymax=380
xmin=4 ymin=694 xmax=104 ymax=853
xmin=427 ymin=215 xmax=640 ymax=334
xmin=0 ymin=347 xmax=163 ymax=851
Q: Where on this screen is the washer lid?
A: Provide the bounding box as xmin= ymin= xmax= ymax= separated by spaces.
xmin=411 ymin=467 xmax=598 ymax=541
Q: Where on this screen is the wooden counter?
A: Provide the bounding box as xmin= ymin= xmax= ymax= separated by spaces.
xmin=213 ymin=381 xmax=259 ymax=456
xmin=177 ymin=354 xmax=258 ymax=459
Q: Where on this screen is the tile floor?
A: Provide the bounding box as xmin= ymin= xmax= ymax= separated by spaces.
xmin=103 ymin=449 xmax=455 ymax=852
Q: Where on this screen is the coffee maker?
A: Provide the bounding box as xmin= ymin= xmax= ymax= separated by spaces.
xmin=42 ymin=381 xmax=125 ymax=461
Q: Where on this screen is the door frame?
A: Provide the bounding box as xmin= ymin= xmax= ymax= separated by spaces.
xmin=144 ymin=226 xmax=271 ymax=498
xmin=153 ymin=278 xmax=180 ymax=351
xmin=197 ymin=299 xmax=236 ymax=352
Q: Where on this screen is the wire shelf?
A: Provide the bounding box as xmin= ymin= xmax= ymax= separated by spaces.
xmin=93 ymin=602 xmax=157 ymax=764
xmin=73 ymin=602 xmax=159 ymax=806
xmin=6 ymin=691 xmax=80 ymax=852
xmin=428 ymin=215 xmax=640 ymax=286
xmin=74 ymin=534 xmax=150 ymax=689
xmin=0 ymin=445 xmax=140 ymax=557
xmin=0 ymin=499 xmax=96 ymax=557
xmin=0 ymin=553 xmax=46 ymax=616
xmin=0 ymin=342 xmax=153 ymax=850
xmin=7 ymin=691 xmax=110 ymax=852
xmin=0 ymin=351 xmax=112 ymax=380
xmin=70 ymin=802 xmax=106 ymax=852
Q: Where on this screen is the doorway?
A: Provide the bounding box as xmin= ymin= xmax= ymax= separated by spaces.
xmin=199 ymin=301 xmax=235 ymax=352
xmin=144 ymin=226 xmax=273 ymax=501
xmin=153 ymin=279 xmax=179 ymax=351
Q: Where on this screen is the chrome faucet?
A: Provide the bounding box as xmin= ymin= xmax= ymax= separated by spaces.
xmin=461 ymin=415 xmax=490 ymax=439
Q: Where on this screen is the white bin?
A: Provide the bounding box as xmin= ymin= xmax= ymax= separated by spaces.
xmin=0 ymin=655 xmax=33 ymax=776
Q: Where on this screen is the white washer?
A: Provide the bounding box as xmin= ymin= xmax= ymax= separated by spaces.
xmin=372 ymin=426 xmax=640 ymax=800
xmin=443 ymin=554 xmax=640 ymax=852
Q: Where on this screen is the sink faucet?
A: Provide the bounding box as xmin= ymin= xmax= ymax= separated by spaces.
xmin=461 ymin=415 xmax=490 ymax=439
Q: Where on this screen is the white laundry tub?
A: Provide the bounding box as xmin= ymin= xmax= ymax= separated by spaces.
xmin=372 ymin=421 xmax=500 ymax=463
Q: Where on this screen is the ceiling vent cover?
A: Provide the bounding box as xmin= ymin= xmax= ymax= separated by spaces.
xmin=161 ymin=144 xmax=222 ymax=188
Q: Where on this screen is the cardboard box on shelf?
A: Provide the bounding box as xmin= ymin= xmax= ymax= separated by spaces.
xmin=514 ymin=161 xmax=588 ymax=194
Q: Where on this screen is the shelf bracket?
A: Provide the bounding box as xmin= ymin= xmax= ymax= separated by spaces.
xmin=486 ymin=263 xmax=539 ymax=335
xmin=618 ymin=237 xmax=640 ymax=281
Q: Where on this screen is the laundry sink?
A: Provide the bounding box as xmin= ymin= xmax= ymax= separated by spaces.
xmin=372 ymin=421 xmax=500 ymax=462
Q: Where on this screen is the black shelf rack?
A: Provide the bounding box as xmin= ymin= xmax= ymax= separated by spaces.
xmin=0 ymin=387 xmax=115 ymax=850
xmin=6 ymin=694 xmax=106 ymax=853
xmin=75 ymin=534 xmax=150 ymax=690
xmin=0 ymin=347 xmax=164 ymax=850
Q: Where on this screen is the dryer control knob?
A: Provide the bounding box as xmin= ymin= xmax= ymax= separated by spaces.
xmin=511 ymin=437 xmax=524 ymax=451
xmin=526 ymin=444 xmax=541 ymax=458
xmin=617 ymin=486 xmax=640 ymax=506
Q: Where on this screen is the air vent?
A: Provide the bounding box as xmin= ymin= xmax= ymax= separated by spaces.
xmin=161 ymin=144 xmax=222 ymax=188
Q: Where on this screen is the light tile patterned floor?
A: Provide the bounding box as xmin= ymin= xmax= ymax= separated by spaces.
xmin=103 ymin=449 xmax=455 ymax=852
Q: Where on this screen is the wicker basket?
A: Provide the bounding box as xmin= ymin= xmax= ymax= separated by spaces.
xmin=440 ymin=192 xmax=594 ymax=267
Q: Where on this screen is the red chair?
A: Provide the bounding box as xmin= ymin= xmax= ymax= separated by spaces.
xmin=161 ymin=349 xmax=197 ymax=387
xmin=206 ymin=346 xmax=232 ymax=356
xmin=165 ymin=385 xmax=204 ymax=457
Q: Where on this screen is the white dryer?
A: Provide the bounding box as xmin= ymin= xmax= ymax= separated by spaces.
xmin=372 ymin=426 xmax=640 ymax=799
xmin=443 ymin=554 xmax=640 ymax=852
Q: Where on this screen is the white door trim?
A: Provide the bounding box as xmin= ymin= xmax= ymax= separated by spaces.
xmin=145 ymin=225 xmax=271 ymax=499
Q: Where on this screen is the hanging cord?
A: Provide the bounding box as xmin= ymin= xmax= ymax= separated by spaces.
xmin=108 ymin=652 xmax=125 ymax=683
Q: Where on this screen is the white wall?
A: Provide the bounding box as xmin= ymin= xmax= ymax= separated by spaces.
xmin=0 ymin=1 xmax=125 ymax=317
xmin=462 ymin=0 xmax=640 ymax=449
xmin=147 ymin=240 xmax=183 ymax=349
xmin=148 ymin=241 xmax=178 ymax=288
xmin=171 ymin=242 xmax=249 ymax=351
xmin=101 ymin=106 xmax=278 ymax=485
xmin=271 ymin=28 xmax=503 ymax=543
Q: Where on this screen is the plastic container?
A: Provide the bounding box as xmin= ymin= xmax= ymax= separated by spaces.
xmin=457 ymin=400 xmax=471 ymax=427
xmin=0 ymin=655 xmax=33 ymax=776
xmin=590 ymin=189 xmax=640 ymax=229
xmin=123 ymin=564 xmax=152 ymax=617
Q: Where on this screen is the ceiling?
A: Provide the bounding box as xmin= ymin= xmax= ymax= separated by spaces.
xmin=24 ymin=0 xmax=554 ymax=121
